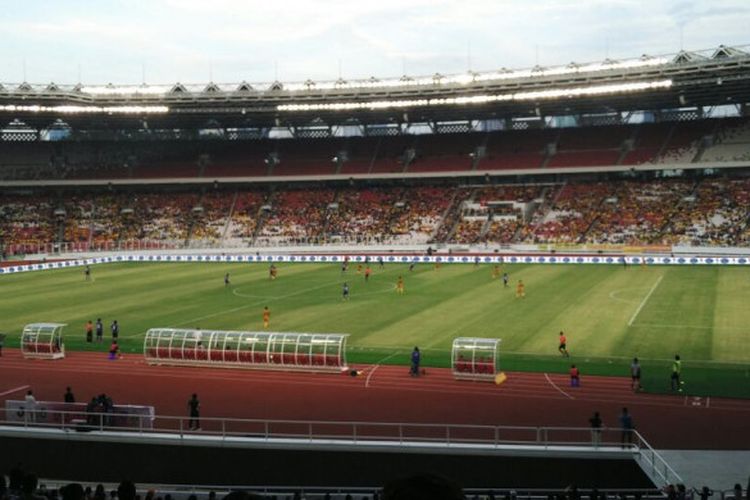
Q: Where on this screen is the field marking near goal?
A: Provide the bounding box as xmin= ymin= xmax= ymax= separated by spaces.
xmin=0 ymin=384 xmax=30 ymax=397
xmin=608 ymin=287 xmax=650 ymax=305
xmin=544 ymin=373 xmax=574 ymax=400
xmin=628 ymin=275 xmax=663 ymax=327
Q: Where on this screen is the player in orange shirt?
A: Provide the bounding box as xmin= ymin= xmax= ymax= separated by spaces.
xmin=396 ymin=276 xmax=405 ymax=295
xmin=516 ymin=280 xmax=525 ymax=298
xmin=262 ymin=306 xmax=270 ymax=329
xmin=364 ymin=266 xmax=371 ymax=282
xmin=558 ymin=331 xmax=570 ymax=357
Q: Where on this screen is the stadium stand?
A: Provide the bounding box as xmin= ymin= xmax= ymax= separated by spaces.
xmin=4 ymin=174 xmax=750 ymax=254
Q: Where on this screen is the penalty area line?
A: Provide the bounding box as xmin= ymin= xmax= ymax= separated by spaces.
xmin=0 ymin=384 xmax=30 ymax=397
xmin=544 ymin=373 xmax=574 ymax=400
xmin=628 ymin=275 xmax=663 ymax=327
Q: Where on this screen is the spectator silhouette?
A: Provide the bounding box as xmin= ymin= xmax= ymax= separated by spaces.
xmin=382 ymin=473 xmax=463 ymax=500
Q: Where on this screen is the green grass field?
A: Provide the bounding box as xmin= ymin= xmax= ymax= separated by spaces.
xmin=2 ymin=261 xmax=749 ymax=398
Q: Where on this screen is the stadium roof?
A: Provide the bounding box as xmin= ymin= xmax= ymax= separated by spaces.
xmin=0 ymin=44 xmax=748 ymax=130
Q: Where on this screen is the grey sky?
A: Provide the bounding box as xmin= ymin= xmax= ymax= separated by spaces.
xmin=1 ymin=0 xmax=748 ymax=85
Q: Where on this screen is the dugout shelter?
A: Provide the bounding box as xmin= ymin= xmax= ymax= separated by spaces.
xmin=21 ymin=323 xmax=66 ymax=360
xmin=144 ymin=328 xmax=349 ymax=372
xmin=452 ymin=337 xmax=501 ymax=381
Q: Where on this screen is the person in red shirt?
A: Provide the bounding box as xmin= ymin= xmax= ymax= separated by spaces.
xmin=558 ymin=331 xmax=570 ymax=357
xmin=109 ymin=340 xmax=121 ymax=360
xmin=570 ymin=364 xmax=580 ymax=387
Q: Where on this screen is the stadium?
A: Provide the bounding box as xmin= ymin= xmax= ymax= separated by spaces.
xmin=1 ymin=4 xmax=750 ymax=498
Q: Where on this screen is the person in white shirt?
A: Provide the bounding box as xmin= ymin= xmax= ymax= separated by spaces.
xmin=24 ymin=390 xmax=38 ymax=422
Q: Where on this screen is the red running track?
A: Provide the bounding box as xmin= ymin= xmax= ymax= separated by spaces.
xmin=1 ymin=349 xmax=748 ymax=449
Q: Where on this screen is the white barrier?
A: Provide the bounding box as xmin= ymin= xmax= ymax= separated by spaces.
xmin=1 ymin=252 xmax=749 ymax=276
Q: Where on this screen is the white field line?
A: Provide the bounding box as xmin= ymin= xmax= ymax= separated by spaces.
xmin=544 ymin=373 xmax=574 ymax=400
xmin=365 ymin=365 xmax=380 ymax=388
xmin=0 ymin=384 xmax=30 ymax=397
xmin=628 ymin=275 xmax=663 ymax=327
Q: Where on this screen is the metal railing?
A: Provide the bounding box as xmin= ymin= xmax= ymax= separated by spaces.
xmin=6 ymin=408 xmax=645 ymax=450
xmin=2 ymin=409 xmax=685 ymax=487
xmin=632 ymin=431 xmax=684 ymax=487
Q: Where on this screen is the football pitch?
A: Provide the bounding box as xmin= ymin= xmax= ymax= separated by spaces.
xmin=2 ymin=261 xmax=749 ymax=398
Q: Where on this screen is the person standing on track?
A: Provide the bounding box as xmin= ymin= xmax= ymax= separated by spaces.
xmin=410 ymin=346 xmax=421 ymax=377
xmin=188 ymin=393 xmax=200 ymax=431
xmin=558 ymin=331 xmax=570 ymax=357
xmin=569 ymin=364 xmax=580 ymax=387
xmin=630 ymin=357 xmax=642 ymax=391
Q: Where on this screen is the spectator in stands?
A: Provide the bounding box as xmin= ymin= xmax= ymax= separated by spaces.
xmin=732 ymin=484 xmax=743 ymax=500
xmin=85 ymin=397 xmax=98 ymax=426
xmin=93 ymin=485 xmax=105 ymax=500
xmin=695 ymin=487 xmax=713 ymax=500
xmin=24 ymin=390 xmax=37 ymax=422
xmin=21 ymin=473 xmax=46 ymax=500
xmin=619 ymin=407 xmax=634 ymax=447
xmin=663 ymin=484 xmax=677 ymax=500
xmin=188 ymin=393 xmax=201 ymax=431
xmin=64 ymin=387 xmax=75 ymax=403
xmin=221 ymin=491 xmax=265 ymax=500
xmin=0 ymin=473 xmax=7 ymax=500
xmin=382 ymin=473 xmax=463 ymax=500
xmin=117 ymin=481 xmax=136 ymax=500
xmin=61 ymin=483 xmax=85 ymax=500
xmin=589 ymin=411 xmax=603 ymax=446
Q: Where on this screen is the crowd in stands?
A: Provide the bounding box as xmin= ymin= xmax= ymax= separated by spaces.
xmin=522 ymin=183 xmax=611 ymax=244
xmin=2 ymin=176 xmax=750 ymax=255
xmin=257 ymin=189 xmax=335 ymax=244
xmin=1 ymin=468 xmax=748 ymax=500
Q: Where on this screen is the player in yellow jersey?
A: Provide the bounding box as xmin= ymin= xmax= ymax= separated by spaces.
xmin=269 ymin=264 xmax=278 ymax=280
xmin=396 ymin=276 xmax=405 ymax=295
xmin=516 ymin=279 xmax=525 ymax=298
xmin=492 ymin=265 xmax=501 ymax=279
xmin=262 ymin=306 xmax=270 ymax=329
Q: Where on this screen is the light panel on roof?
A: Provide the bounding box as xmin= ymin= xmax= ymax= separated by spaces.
xmin=276 ymin=79 xmax=673 ymax=112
